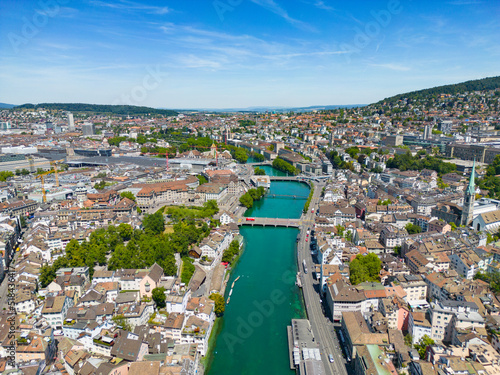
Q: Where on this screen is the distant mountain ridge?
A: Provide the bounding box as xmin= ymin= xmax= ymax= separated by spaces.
xmin=175 ymin=104 xmax=364 ymax=113
xmin=0 ymin=103 xmax=16 ymax=109
xmin=377 ymin=76 xmax=500 ymax=104
xmin=14 ymin=103 xmax=178 ymax=116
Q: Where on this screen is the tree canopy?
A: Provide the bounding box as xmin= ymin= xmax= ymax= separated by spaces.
xmin=38 ymin=219 xmax=210 ymax=287
xmin=272 ymin=157 xmax=299 ymax=175
xmin=405 ymin=223 xmax=422 ymax=234
xmin=254 ymin=167 xmax=266 ymax=175
xmin=378 ymin=76 xmax=500 ymax=104
xmin=349 ymin=253 xmax=382 ymax=285
xmin=478 ymin=154 xmax=500 ymax=199
xmin=414 ymin=335 xmax=435 ymax=359
xmin=209 ymin=293 xmax=225 ymax=316
xmin=142 ymin=211 xmax=165 ymax=234
xmin=386 ymin=151 xmax=456 ymax=175
xmin=0 ymin=171 xmax=14 ymax=181
xmin=474 ymin=270 xmax=500 ymax=294
xmin=221 ymin=240 xmax=241 ymax=264
xmin=152 ymin=287 xmax=167 ymax=308
xmin=239 ymin=187 xmax=265 ymax=209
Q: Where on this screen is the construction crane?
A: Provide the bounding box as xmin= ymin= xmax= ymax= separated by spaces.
xmin=36 ymin=171 xmax=52 ymax=203
xmin=32 ymin=159 xmax=65 ymax=203
xmin=27 ymin=157 xmax=65 ymax=176
xmin=50 ymin=161 xmax=60 ymax=187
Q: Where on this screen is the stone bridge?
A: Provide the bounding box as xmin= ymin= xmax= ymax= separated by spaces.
xmin=237 ymin=217 xmax=301 ymax=228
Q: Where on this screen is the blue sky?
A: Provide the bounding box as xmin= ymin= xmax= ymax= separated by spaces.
xmin=0 ymin=0 xmax=499 ymax=109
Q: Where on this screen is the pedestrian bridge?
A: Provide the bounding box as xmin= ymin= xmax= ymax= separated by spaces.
xmin=266 ymin=194 xmax=308 ymax=200
xmin=237 ymin=217 xmax=301 ymax=228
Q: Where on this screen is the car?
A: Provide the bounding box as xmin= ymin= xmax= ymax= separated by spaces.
xmin=329 ymin=354 xmax=334 ymax=363
xmin=305 ymin=238 xmax=308 ymax=242
xmin=246 ymin=218 xmax=255 ymax=221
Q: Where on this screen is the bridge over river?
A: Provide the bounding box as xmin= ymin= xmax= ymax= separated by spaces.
xmin=237 ymin=217 xmax=301 ymax=228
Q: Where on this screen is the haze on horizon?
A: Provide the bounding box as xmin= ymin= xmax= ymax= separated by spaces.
xmin=0 ymin=0 xmax=499 ymax=109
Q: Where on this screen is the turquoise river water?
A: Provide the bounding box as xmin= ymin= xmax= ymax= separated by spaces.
xmin=206 ymin=176 xmax=309 ymax=374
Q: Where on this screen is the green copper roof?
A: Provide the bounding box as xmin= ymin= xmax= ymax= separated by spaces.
xmin=466 ymin=159 xmax=475 ymax=195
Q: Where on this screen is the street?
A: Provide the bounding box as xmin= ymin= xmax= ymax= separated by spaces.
xmin=297 ymin=180 xmax=349 ymax=375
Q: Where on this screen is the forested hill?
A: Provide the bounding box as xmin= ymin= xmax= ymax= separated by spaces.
xmin=14 ymin=103 xmax=178 ymax=116
xmin=376 ymin=76 xmax=500 ymax=104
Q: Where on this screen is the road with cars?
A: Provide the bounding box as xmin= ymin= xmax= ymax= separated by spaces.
xmin=297 ymin=180 xmax=350 ymax=375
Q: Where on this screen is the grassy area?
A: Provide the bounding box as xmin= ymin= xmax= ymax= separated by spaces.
xmin=163 ymin=225 xmax=175 ymax=234
xmin=163 ymin=200 xmax=219 ymax=221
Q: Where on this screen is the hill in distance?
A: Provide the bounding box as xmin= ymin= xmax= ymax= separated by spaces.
xmin=377 ymin=76 xmax=500 ymax=104
xmin=14 ymin=103 xmax=178 ymax=116
xmin=175 ymin=104 xmax=365 ymax=113
xmin=0 ymin=103 xmax=16 ymax=109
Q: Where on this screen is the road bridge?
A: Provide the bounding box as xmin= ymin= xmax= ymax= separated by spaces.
xmin=267 ymin=194 xmax=308 ymax=199
xmin=237 ymin=217 xmax=301 ymax=228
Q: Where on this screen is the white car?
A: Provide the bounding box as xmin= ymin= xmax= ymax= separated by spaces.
xmin=329 ymin=354 xmax=334 ymax=363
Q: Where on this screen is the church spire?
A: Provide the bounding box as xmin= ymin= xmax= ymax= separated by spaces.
xmin=466 ymin=159 xmax=476 ymax=196
xmin=461 ymin=159 xmax=476 ymax=227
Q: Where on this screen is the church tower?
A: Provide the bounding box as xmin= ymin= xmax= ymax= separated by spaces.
xmin=461 ymin=160 xmax=476 ymax=226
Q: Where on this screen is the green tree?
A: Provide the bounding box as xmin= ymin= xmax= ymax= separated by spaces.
xmin=112 ymin=315 xmax=132 ymax=331
xmin=209 ymin=293 xmax=225 ymax=316
xmin=336 ymin=225 xmax=345 ymax=237
xmin=345 ymin=146 xmax=360 ymax=159
xmin=254 ymin=167 xmax=266 ymax=175
xmin=377 ymin=199 xmax=392 ymax=205
xmin=404 ymin=334 xmax=413 ymax=347
xmin=120 ymin=191 xmax=136 ymax=202
xmin=239 ymin=193 xmax=253 ymax=208
xmin=19 ymin=216 xmax=27 ymax=228
xmin=0 ymin=171 xmax=14 ymax=181
xmin=152 ymin=287 xmax=167 ymax=308
xmin=233 ymin=148 xmax=248 ymax=163
xmin=405 ymin=223 xmax=422 ymax=234
xmin=222 ymin=240 xmax=240 ymax=263
xmin=272 ymin=157 xmax=299 ymax=175
xmin=117 ymin=223 xmax=133 ymax=241
xmin=142 ymin=212 xmax=165 ymax=235
xmin=414 ymin=335 xmax=434 ymax=359
xmin=94 ymin=180 xmax=106 ymax=190
xmin=349 ymin=253 xmax=382 ymax=285
xmin=475 ymin=270 xmax=500 ymax=293
xmin=197 ymin=175 xmax=208 ymax=185
xmin=39 ymin=265 xmax=56 ymax=288
xmin=393 ymin=245 xmax=401 ymax=256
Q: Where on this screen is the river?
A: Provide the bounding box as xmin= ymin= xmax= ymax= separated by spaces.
xmin=206 ymin=177 xmax=309 ymax=374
